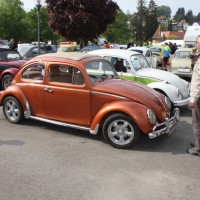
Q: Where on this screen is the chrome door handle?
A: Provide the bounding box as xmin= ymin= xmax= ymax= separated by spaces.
xmin=44 ymin=87 xmax=53 ymax=93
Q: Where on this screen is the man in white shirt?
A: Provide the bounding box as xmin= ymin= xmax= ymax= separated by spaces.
xmin=188 ymin=34 xmax=200 ymax=156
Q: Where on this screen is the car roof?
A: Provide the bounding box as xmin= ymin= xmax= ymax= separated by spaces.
xmin=89 ymin=49 xmax=140 ymax=59
xmin=128 ymin=47 xmax=149 ymax=51
xmin=30 ymin=52 xmax=102 ymax=61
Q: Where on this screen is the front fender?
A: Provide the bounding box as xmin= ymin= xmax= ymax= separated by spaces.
xmin=0 ymin=85 xmax=28 ymax=113
xmin=90 ymin=100 xmax=153 ymax=134
xmin=148 ymin=82 xmax=180 ymax=103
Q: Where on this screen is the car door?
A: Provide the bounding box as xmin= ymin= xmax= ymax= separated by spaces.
xmin=44 ymin=63 xmax=91 ymax=125
xmin=20 ymin=63 xmax=46 ymax=117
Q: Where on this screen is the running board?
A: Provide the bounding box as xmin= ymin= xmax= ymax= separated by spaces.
xmin=29 ymin=116 xmax=95 ymax=133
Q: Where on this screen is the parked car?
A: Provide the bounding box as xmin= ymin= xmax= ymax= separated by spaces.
xmin=57 ymin=41 xmax=80 ymax=52
xmin=128 ymin=46 xmax=158 ymax=68
xmin=80 ymin=45 xmax=105 ymax=52
xmin=0 ymin=48 xmax=26 ymax=90
xmin=170 ymin=48 xmax=192 ymax=78
xmin=150 ymin=45 xmax=165 ymax=67
xmin=89 ymin=49 xmax=190 ymax=108
xmin=18 ymin=44 xmax=47 ymax=60
xmin=0 ymin=52 xmax=179 ymax=149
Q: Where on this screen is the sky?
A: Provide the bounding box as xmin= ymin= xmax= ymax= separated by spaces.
xmin=22 ymin=0 xmax=199 ymax=16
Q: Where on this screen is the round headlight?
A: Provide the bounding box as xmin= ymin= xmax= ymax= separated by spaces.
xmin=147 ymin=109 xmax=156 ymax=125
xmin=165 ymin=96 xmax=171 ymax=109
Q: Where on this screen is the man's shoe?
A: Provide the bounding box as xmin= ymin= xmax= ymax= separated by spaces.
xmin=187 ymin=148 xmax=200 ymax=156
xmin=191 ymin=142 xmax=195 ymax=147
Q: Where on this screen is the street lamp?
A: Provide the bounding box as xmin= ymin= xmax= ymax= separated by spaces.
xmin=36 ymin=0 xmax=41 ymax=55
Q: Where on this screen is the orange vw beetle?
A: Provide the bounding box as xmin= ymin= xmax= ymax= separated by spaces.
xmin=0 ymin=52 xmax=180 ymax=148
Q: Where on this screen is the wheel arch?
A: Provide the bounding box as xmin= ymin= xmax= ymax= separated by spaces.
xmin=90 ymin=100 xmax=153 ymax=134
xmin=148 ymin=82 xmax=178 ymax=103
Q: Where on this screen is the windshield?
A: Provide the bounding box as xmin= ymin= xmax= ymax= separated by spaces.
xmin=0 ymin=50 xmax=21 ymax=60
xmin=130 ymin=55 xmax=150 ymax=71
xmin=174 ymin=51 xmax=190 ymax=59
xmin=18 ymin=46 xmax=32 ymax=55
xmin=150 ymin=48 xmax=162 ymax=53
xmin=86 ymin=60 xmax=118 ymax=84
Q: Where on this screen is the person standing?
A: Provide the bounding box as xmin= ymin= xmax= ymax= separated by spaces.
xmin=112 ymin=41 xmax=120 ymax=49
xmin=162 ymin=42 xmax=171 ymax=71
xmin=103 ymin=41 xmax=110 ymax=49
xmin=187 ymin=34 xmax=200 ymax=156
xmin=8 ymin=38 xmax=17 ymax=49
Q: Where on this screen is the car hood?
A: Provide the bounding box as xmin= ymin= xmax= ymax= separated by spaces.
xmin=0 ymin=60 xmax=26 ymax=68
xmin=93 ymin=78 xmax=168 ymax=117
xmin=137 ymin=68 xmax=189 ymax=97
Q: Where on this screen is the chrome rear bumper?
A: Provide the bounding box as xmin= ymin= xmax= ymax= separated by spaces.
xmin=148 ymin=108 xmax=180 ymax=139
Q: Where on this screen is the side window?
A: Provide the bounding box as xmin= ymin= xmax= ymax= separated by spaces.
xmin=104 ymin=56 xmax=127 ymax=72
xmin=139 ymin=55 xmax=150 ymax=68
xmin=145 ymin=50 xmax=151 ymax=57
xmin=49 ymin=64 xmax=85 ymax=85
xmin=22 ymin=64 xmax=45 ymax=80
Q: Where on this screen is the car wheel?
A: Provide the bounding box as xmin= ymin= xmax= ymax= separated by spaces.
xmin=102 ymin=113 xmax=140 ymax=149
xmin=2 ymin=74 xmax=13 ymax=90
xmin=3 ymin=96 xmax=24 ymax=123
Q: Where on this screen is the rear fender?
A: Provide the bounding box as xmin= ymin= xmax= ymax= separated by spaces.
xmin=90 ymin=100 xmax=153 ymax=134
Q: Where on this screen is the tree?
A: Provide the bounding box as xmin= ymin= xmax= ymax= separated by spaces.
xmin=196 ymin=12 xmax=200 ymax=24
xmin=132 ymin=0 xmax=147 ymax=45
xmin=45 ymin=0 xmax=119 ymax=43
xmin=103 ymin=10 xmax=131 ymax=44
xmin=173 ymin=8 xmax=185 ymax=23
xmin=185 ymin=10 xmax=194 ymax=25
xmin=23 ymin=7 xmax=60 ymax=43
xmin=157 ymin=5 xmax=171 ymax=19
xmin=144 ymin=0 xmax=158 ymax=41
xmin=0 ymin=0 xmax=26 ymax=41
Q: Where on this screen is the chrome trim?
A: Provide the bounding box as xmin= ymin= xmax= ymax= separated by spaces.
xmin=92 ymin=91 xmax=126 ymax=99
xmin=29 ymin=116 xmax=94 ymax=132
xmin=148 ymin=108 xmax=180 ymax=139
xmin=24 ymin=101 xmax=31 ymax=119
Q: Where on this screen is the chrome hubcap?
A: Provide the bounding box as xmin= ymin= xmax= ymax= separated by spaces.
xmin=108 ymin=119 xmax=134 ymax=145
xmin=5 ymin=100 xmax=19 ymax=121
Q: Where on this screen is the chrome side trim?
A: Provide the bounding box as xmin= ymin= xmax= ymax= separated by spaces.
xmin=24 ymin=101 xmax=31 ymax=119
xmin=92 ymin=91 xmax=126 ymax=99
xmin=29 ymin=116 xmax=91 ymax=132
xmin=148 ymin=108 xmax=180 ymax=139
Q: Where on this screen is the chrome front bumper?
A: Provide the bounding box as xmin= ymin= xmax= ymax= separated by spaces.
xmin=174 ymin=96 xmax=191 ymax=107
xmin=148 ymin=108 xmax=180 ymax=139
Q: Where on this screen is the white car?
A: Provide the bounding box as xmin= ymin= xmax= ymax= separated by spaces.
xmin=128 ymin=46 xmax=158 ymax=68
xmin=170 ymin=48 xmax=192 ymax=78
xmin=89 ymin=49 xmax=190 ymax=108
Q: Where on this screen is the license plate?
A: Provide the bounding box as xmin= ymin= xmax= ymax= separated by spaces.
xmin=177 ymin=68 xmax=190 ymax=72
